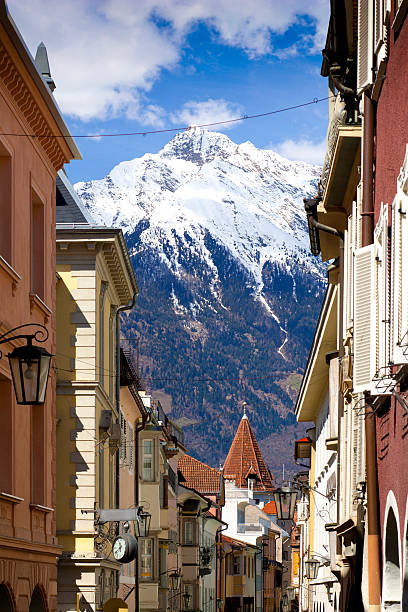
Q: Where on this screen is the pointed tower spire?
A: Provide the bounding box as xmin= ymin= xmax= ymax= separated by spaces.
xmin=35 ymin=42 xmax=56 ymax=92
xmin=223 ymin=410 xmax=274 ymax=491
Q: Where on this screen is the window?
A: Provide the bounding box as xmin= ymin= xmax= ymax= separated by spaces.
xmin=160 ymin=473 xmax=168 ymax=509
xmin=0 ymin=379 xmax=13 ymax=493
xmin=31 ymin=190 xmax=45 ymax=299
xmin=159 ymin=543 xmax=167 ymax=588
xmin=142 ymin=439 xmax=154 ymax=481
xmin=120 ymin=412 xmax=127 ymax=463
xmin=184 ymin=520 xmax=195 ymax=545
xmin=233 ymin=556 xmax=240 ymax=575
xmin=99 ymin=281 xmax=108 ymax=388
xmin=128 ymin=423 xmax=134 ymax=473
xmin=140 ymin=538 xmax=154 ymax=581
xmin=0 ymin=143 xmax=12 ymax=263
xmin=243 ymin=556 xmax=247 ymax=575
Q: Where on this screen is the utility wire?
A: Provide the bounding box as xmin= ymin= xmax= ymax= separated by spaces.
xmin=0 ymin=96 xmax=332 ymax=139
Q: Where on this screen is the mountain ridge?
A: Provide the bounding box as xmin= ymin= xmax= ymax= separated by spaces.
xmin=75 ymin=128 xmax=325 ymax=474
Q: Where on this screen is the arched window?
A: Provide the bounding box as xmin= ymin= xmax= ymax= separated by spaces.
xmin=383 ymin=508 xmax=401 ymax=611
xmin=29 ymin=586 xmax=46 ymax=612
xmin=0 ymin=584 xmax=14 ymax=612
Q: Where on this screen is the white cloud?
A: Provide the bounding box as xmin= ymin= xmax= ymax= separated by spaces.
xmin=7 ymin=0 xmax=328 ymax=122
xmin=170 ymin=99 xmax=243 ymax=130
xmin=274 ymin=138 xmax=326 ymax=165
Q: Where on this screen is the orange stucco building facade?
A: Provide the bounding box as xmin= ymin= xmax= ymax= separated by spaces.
xmin=0 ymin=2 xmax=79 ymax=610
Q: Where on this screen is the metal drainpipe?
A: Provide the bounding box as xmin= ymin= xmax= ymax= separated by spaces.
xmin=115 ymin=293 xmax=137 ymax=609
xmin=361 ymin=91 xmax=382 ymax=612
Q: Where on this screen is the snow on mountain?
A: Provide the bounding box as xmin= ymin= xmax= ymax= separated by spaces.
xmin=74 ymin=128 xmax=326 ymax=470
xmin=75 ymin=127 xmax=322 ymax=309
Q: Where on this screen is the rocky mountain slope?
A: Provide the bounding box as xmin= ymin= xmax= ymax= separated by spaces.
xmin=75 ymin=128 xmax=325 ymax=475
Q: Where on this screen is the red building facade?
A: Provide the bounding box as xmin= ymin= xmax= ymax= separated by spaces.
xmin=374 ymin=3 xmax=408 ymax=608
xmin=0 ymin=3 xmax=78 ymax=610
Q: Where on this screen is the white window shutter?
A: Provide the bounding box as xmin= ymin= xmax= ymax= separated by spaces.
xmin=353 ymin=244 xmax=375 ymax=392
xmin=374 ymin=0 xmax=383 ymax=52
xmin=357 ymin=0 xmax=374 ymax=92
xmin=400 ymin=196 xmax=408 ymax=351
xmin=391 ymin=197 xmax=404 ymax=363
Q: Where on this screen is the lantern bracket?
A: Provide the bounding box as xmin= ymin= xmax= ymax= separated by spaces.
xmin=0 ymin=323 xmax=49 ymax=358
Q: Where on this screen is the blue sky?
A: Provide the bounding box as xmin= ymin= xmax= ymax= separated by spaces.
xmin=8 ymin=0 xmax=329 ymax=184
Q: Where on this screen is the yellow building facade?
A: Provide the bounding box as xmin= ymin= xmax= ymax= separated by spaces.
xmin=55 ymin=182 xmax=137 ymax=612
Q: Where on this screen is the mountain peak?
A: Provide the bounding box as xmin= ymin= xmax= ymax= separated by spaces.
xmin=160 ymin=127 xmax=237 ymax=165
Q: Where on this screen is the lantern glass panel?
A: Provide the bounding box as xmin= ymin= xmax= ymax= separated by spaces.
xmin=305 ymin=558 xmax=320 ymax=579
xmin=137 ymin=511 xmax=151 ymax=538
xmin=273 ymin=486 xmax=297 ymax=520
xmin=8 ymin=345 xmax=51 ymax=405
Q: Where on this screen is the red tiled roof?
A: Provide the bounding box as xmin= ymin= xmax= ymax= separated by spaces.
xmin=223 ymin=413 xmax=275 ymax=491
xmin=222 ymin=535 xmax=259 ymax=549
xmin=262 ymin=500 xmax=277 ymax=515
xmin=178 ymin=454 xmax=222 ymax=494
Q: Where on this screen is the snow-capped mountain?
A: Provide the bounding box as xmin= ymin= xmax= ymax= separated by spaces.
xmin=76 ymin=128 xmax=322 ymax=300
xmin=75 ymin=128 xmax=325 ymax=473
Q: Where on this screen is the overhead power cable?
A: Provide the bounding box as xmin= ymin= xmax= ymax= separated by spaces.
xmin=0 ymin=95 xmax=332 ymax=139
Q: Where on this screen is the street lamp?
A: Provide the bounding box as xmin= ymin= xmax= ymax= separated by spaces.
xmin=273 ymin=483 xmax=298 ymax=520
xmin=287 ymin=586 xmax=296 ymax=600
xmin=183 ymin=591 xmax=191 ymax=610
xmin=282 ymin=593 xmax=289 ymax=612
xmin=168 ymin=570 xmax=182 ymax=591
xmin=305 ymin=557 xmax=320 ymax=580
xmin=136 ymin=508 xmax=151 ymax=537
xmin=0 ymin=324 xmax=51 ymax=405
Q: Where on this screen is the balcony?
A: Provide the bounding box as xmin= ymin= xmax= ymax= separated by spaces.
xmin=319 ymin=95 xmax=361 ymax=201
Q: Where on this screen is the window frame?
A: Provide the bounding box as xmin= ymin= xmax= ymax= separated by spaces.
xmin=139 ymin=537 xmax=155 ymax=582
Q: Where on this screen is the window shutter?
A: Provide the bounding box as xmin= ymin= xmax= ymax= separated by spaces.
xmin=392 ymin=197 xmax=403 ymax=363
xmin=373 ymin=204 xmax=393 ymax=392
xmin=401 ymin=195 xmax=408 ymax=351
xmin=374 ymin=0 xmax=383 ymax=52
xmin=357 ymin=0 xmax=374 ymax=92
xmin=128 ymin=423 xmax=133 ymax=472
xmin=353 ymin=244 xmax=375 ymax=392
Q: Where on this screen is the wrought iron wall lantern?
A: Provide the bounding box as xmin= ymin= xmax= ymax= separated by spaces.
xmin=0 ymin=324 xmax=52 ymax=405
xmin=273 ymin=483 xmax=298 ymax=520
xmin=281 ymin=593 xmax=289 ymax=612
xmin=183 ymin=591 xmax=192 ymax=609
xmin=168 ymin=569 xmax=182 ymax=591
xmin=136 ymin=507 xmax=152 ymax=538
xmin=304 ymin=557 xmax=320 ymax=579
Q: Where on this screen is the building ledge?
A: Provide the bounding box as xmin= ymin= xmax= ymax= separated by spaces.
xmin=0 ymin=492 xmax=23 ymax=504
xmin=0 ymin=256 xmax=21 ymax=294
xmin=325 ymin=437 xmax=338 ymax=451
xmin=30 ymin=503 xmax=54 ymax=513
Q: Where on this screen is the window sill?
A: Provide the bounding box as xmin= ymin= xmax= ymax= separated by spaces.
xmin=0 ymin=256 xmax=21 ymax=294
xmin=29 ymin=293 xmax=52 ymax=322
xmin=0 ymin=492 xmax=23 ymax=504
xmin=30 ymin=503 xmax=54 ymax=513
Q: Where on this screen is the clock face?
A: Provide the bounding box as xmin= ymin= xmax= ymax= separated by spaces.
xmin=112 ymin=534 xmax=138 ymax=563
xmin=113 ymin=537 xmax=127 ymax=560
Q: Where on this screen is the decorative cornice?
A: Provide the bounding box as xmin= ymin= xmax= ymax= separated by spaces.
xmin=0 ymin=40 xmax=67 ymax=170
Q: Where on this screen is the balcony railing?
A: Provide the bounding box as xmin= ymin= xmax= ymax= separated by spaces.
xmin=237 ymin=523 xmax=263 ymax=533
xmin=152 ymin=402 xmax=184 ymax=446
xmin=319 ymin=94 xmax=361 ymax=196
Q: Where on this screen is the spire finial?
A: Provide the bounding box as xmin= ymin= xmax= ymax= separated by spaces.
xmin=242 ymin=401 xmax=247 ymax=418
xmin=35 ymin=42 xmax=56 ymax=92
